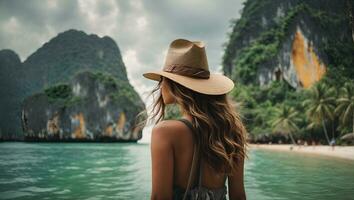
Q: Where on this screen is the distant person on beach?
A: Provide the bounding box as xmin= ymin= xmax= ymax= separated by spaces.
xmin=142 ymin=39 xmax=247 ymax=200
xmin=330 ymin=138 xmax=336 ymax=151
xmin=297 ymin=139 xmax=301 ymax=149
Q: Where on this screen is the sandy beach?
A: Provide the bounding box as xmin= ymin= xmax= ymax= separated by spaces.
xmin=249 ymin=144 xmax=354 ymax=161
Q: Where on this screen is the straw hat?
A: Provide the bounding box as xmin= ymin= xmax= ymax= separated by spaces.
xmin=142 ymin=38 xmax=234 ymax=95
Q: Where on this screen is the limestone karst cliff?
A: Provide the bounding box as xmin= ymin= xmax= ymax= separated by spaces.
xmin=22 ymin=71 xmax=145 ymax=142
xmin=0 ymin=50 xmax=26 ymax=138
xmin=222 ymin=0 xmax=354 ymax=143
xmin=223 ymin=0 xmax=354 ymax=88
xmin=0 ymin=29 xmax=146 ymax=141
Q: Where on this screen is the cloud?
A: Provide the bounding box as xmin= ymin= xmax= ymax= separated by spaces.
xmin=77 ymin=0 xmax=119 ymax=36
xmin=123 ymin=49 xmax=153 ymax=98
xmin=0 ymin=0 xmax=244 ymax=142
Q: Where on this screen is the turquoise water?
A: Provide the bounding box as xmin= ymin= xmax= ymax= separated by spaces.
xmin=0 ymin=143 xmax=353 ymax=200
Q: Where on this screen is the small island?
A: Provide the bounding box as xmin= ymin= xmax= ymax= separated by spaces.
xmin=0 ymin=29 xmax=146 ymax=142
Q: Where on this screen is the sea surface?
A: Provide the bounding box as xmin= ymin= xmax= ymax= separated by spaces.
xmin=0 ymin=142 xmax=354 ymax=200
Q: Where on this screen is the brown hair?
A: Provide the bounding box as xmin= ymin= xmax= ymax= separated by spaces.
xmin=136 ymin=77 xmax=248 ymax=175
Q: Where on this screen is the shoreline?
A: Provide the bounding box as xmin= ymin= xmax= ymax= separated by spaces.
xmin=249 ymin=144 xmax=354 ymax=161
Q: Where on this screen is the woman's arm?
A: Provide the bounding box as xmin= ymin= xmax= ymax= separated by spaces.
xmin=228 ymin=157 xmax=246 ymax=200
xmin=150 ymin=124 xmax=174 ymax=200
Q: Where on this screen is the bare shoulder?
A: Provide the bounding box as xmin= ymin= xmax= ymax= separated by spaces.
xmin=151 ymin=120 xmax=189 ymax=143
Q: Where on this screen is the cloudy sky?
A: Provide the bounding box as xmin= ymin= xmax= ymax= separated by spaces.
xmin=0 ymin=0 xmax=244 ymax=142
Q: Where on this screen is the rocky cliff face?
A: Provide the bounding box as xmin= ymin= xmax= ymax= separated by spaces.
xmin=21 ymin=71 xmax=145 ymax=142
xmin=23 ymin=29 xmax=129 ymax=95
xmin=223 ymin=0 xmax=354 ymax=88
xmin=0 ymin=29 xmax=146 ymax=141
xmin=0 ymin=50 xmax=26 ymax=138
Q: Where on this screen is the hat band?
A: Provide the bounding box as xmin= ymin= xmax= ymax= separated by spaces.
xmin=163 ymin=65 xmax=210 ymax=79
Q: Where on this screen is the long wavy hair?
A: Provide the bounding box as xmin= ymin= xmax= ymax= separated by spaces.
xmin=136 ymin=76 xmax=248 ymax=175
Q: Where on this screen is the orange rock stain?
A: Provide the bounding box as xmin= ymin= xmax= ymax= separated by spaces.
xmin=72 ymin=113 xmax=86 ymax=139
xmin=291 ymin=30 xmax=326 ymax=88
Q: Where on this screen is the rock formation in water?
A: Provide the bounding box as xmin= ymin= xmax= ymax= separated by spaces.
xmin=222 ymin=0 xmax=354 ymax=88
xmin=23 ymin=29 xmax=129 ymax=95
xmin=0 ymin=50 xmax=27 ymax=138
xmin=22 ymin=71 xmax=145 ymax=142
xmin=0 ymin=29 xmax=146 ymax=141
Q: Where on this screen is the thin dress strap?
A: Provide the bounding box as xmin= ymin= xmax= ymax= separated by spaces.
xmin=198 ymin=155 xmax=202 ymax=188
xmin=177 ymin=119 xmax=203 ymax=186
xmin=177 ymin=118 xmax=195 ymax=135
xmin=176 ymin=118 xmax=202 ymax=200
xmin=177 ymin=118 xmax=227 ymax=200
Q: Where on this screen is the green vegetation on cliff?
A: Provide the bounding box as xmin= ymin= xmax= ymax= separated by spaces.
xmin=1 ymin=29 xmax=137 ymax=139
xmin=40 ymin=71 xmax=141 ymax=110
xmin=44 ymin=83 xmax=83 ymax=107
xmin=91 ymin=71 xmax=140 ymax=103
xmin=224 ymin=1 xmax=354 ymax=84
xmin=24 ymin=29 xmax=129 ymax=91
xmin=222 ymin=0 xmax=354 ymax=144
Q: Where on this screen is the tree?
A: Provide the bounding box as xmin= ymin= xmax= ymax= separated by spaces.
xmin=271 ymin=104 xmax=301 ymax=144
xmin=346 ymin=0 xmax=354 ymax=42
xmin=302 ymin=83 xmax=336 ymax=145
xmin=335 ymin=81 xmax=354 ymax=135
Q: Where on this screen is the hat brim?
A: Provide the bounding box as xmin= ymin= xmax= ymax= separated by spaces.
xmin=142 ymin=70 xmax=234 ymax=95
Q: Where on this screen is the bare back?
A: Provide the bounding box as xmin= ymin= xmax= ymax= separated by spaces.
xmin=150 ymin=118 xmax=246 ymax=200
xmin=169 ymin=119 xmax=227 ymax=189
